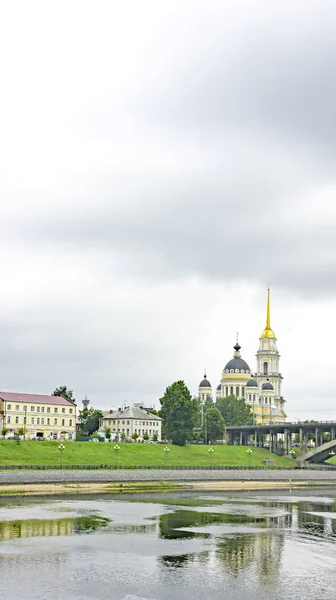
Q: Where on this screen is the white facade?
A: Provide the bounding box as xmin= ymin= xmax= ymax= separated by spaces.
xmin=100 ymin=405 xmax=162 ymax=441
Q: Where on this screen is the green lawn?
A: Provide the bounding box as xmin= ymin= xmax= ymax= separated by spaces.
xmin=0 ymin=441 xmax=294 ymax=467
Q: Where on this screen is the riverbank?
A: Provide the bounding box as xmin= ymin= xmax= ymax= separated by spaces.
xmin=0 ymin=478 xmax=336 ymax=497
xmin=0 ymin=440 xmax=295 ymax=467
xmin=1 ymin=468 xmax=336 ymax=496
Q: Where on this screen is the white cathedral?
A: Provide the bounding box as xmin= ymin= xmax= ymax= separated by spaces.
xmin=198 ymin=290 xmax=287 ymax=424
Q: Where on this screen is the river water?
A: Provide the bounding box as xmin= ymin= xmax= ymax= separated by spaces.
xmin=0 ymin=488 xmax=335 ymax=600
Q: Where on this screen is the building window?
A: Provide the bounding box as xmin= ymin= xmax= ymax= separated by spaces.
xmin=41 ymin=406 xmax=44 ymax=412
xmin=47 ymin=418 xmax=50 ymax=425
xmin=37 ymin=406 xmax=40 ymax=412
xmin=47 ymin=407 xmax=50 ymax=413
xmin=41 ymin=418 xmax=44 ymax=425
xmin=31 ymin=417 xmax=34 ymax=424
xmin=15 ymin=416 xmax=19 ymax=424
xmin=54 ymin=419 xmax=58 ymax=425
xmin=62 ymin=408 xmax=65 ymax=413
xmin=31 ymin=406 xmax=35 ymax=412
xmin=230 ymin=386 xmax=234 ymax=395
xmin=54 ymin=408 xmax=58 ymax=414
xmin=7 ymin=404 xmax=11 ymax=410
xmin=23 ymin=417 xmax=27 ymax=425
xmin=236 ymin=386 xmax=239 ymax=398
xmin=7 ymin=416 xmax=10 ymax=423
xmin=69 ymin=419 xmax=72 ymax=426
xmin=69 ymin=409 xmax=73 ymax=414
xmin=15 ymin=405 xmax=19 ymax=411
xmin=37 ymin=418 xmax=40 ymax=425
xmin=263 ymin=362 xmax=268 ymax=376
xmin=62 ymin=419 xmax=65 ymax=426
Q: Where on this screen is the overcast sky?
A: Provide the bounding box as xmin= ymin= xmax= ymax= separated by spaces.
xmin=0 ymin=0 xmax=336 ymax=420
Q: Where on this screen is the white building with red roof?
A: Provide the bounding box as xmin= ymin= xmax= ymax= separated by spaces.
xmin=0 ymin=392 xmax=77 ymax=441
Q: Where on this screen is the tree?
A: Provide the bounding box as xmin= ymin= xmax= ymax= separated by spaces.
xmin=120 ymin=431 xmax=126 ymax=442
xmin=216 ymin=395 xmax=253 ymax=426
xmin=160 ymin=380 xmax=199 ymax=446
xmin=52 ymin=386 xmax=75 ymax=403
xmin=143 ymin=431 xmax=149 ymax=441
xmin=18 ymin=427 xmax=25 ymax=438
xmin=105 ymin=428 xmax=111 ymax=440
xmin=132 ymin=432 xmax=139 ymax=442
xmin=1 ymin=427 xmax=8 ymax=438
xmin=79 ymin=407 xmax=103 ymax=436
xmin=203 ymin=407 xmax=225 ymax=443
xmin=152 ymin=433 xmax=158 ymax=442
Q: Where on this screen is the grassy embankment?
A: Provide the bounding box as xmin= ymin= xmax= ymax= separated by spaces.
xmin=0 ymin=440 xmax=296 ymax=467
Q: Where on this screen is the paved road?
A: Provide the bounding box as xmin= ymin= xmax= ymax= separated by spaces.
xmin=1 ymin=469 xmax=336 ymax=485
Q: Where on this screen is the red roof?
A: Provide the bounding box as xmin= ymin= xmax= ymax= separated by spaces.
xmin=0 ymin=392 xmax=76 ymax=406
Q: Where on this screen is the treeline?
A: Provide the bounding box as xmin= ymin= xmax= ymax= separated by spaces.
xmin=159 ymin=380 xmax=253 ymax=446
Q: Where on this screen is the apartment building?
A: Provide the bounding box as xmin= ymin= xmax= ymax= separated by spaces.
xmin=0 ymin=391 xmax=77 ymax=440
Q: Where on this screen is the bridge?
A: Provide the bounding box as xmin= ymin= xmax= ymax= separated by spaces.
xmin=295 ymin=438 xmax=336 ymax=466
xmin=226 ymin=421 xmax=336 ymax=463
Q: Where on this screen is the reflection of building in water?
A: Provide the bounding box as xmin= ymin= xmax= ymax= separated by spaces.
xmin=0 ymin=518 xmax=73 ymax=541
xmin=216 ymin=529 xmax=285 ymax=587
xmin=217 ymin=534 xmax=255 ymax=575
xmin=0 ymin=514 xmax=109 ymax=541
xmin=255 ymin=532 xmax=284 ymax=585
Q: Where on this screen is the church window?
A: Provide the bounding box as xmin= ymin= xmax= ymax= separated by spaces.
xmin=225 ymin=386 xmax=228 ymax=396
xmin=241 ymin=370 xmax=244 ymax=373
xmin=230 ymin=386 xmax=234 ymax=395
xmin=235 ymin=369 xmax=239 ymax=373
xmin=263 ymin=362 xmax=268 ymax=376
xmin=236 ymin=386 xmax=239 ymax=397
xmin=230 ymin=369 xmax=234 ymax=373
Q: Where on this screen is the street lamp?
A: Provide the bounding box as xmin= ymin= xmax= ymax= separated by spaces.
xmin=58 ymin=443 xmax=65 ymax=469
xmin=23 ymin=406 xmax=27 ymax=441
xmin=164 ymin=446 xmax=169 ymax=467
xmin=247 ymin=448 xmax=253 ymax=469
xmin=114 ymin=444 xmax=120 ymax=468
xmin=208 ymin=447 xmax=214 ymax=467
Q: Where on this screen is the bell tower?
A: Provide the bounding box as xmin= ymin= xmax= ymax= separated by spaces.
xmin=255 ymin=289 xmax=284 ymax=403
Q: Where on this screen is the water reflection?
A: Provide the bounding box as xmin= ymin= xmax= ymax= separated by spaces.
xmin=0 ymin=490 xmax=336 ymax=600
xmin=0 ymin=515 xmax=109 ymax=541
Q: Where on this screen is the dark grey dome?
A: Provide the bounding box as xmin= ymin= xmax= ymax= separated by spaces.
xmin=224 ymin=358 xmax=250 ymax=372
xmin=262 ymin=381 xmax=274 ymax=391
xmin=199 ymin=378 xmax=211 ymax=388
xmin=246 ymin=378 xmax=258 ymax=388
xmin=217 ymin=384 xmax=221 ymax=390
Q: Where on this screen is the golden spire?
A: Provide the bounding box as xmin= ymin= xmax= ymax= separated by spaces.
xmin=261 ymin=288 xmax=275 ymax=339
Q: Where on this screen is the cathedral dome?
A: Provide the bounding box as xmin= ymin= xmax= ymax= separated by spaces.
xmin=262 ymin=381 xmax=274 ymax=391
xmin=246 ymin=378 xmax=258 ymax=387
xmin=216 ymin=384 xmax=221 ymax=390
xmin=199 ymin=376 xmax=211 ymax=388
xmin=224 ymin=342 xmax=250 ymax=373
